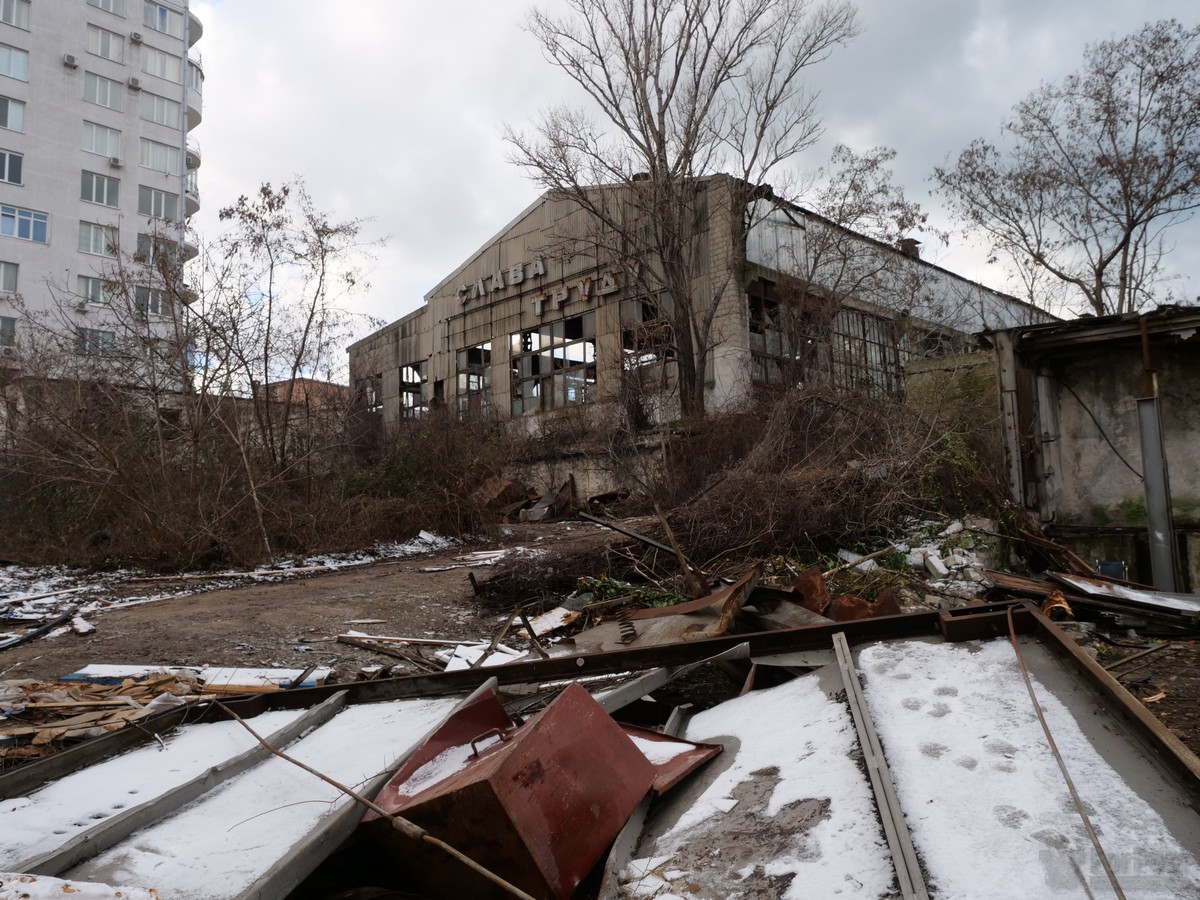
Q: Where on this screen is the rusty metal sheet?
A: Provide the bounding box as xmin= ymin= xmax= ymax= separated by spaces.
xmin=365 ymin=682 xmax=655 ymax=900
xmin=827 ymin=587 xmax=902 ymax=622
xmin=618 ymin=723 xmax=722 ymax=794
xmin=1049 ymin=573 xmax=1200 ymax=618
xmin=791 ymin=564 xmax=832 ymax=615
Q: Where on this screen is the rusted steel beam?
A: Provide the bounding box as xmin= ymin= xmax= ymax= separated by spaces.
xmin=1021 ymin=600 xmax=1200 ymax=803
xmin=257 ymin=609 xmax=947 ymax=709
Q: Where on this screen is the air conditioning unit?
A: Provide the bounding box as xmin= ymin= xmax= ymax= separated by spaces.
xmin=76 ymin=298 xmax=90 ymax=311
xmin=127 ymin=76 xmax=141 ymax=91
xmin=63 ymin=54 xmax=78 ymax=69
xmin=130 ymin=32 xmax=143 ymax=43
xmin=109 ymin=156 xmax=122 ymax=168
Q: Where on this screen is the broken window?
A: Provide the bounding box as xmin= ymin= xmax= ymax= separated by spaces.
xmin=747 ymin=281 xmax=834 ymax=388
xmin=620 ymin=294 xmax=673 ymax=370
xmin=400 ymin=362 xmax=427 ymax=418
xmin=829 ymin=308 xmax=903 ymax=396
xmin=510 ymin=312 xmax=596 ymax=415
xmin=357 ymin=373 xmax=382 ymax=413
xmin=456 ymin=341 xmax=491 ymax=415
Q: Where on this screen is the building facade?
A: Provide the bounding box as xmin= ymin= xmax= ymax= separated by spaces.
xmin=0 ymin=0 xmax=202 ymax=362
xmin=987 ymin=307 xmax=1200 ymax=592
xmin=350 ymin=176 xmax=1054 ymax=435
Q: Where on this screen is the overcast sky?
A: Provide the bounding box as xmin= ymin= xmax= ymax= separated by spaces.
xmin=189 ymin=0 xmax=1199 ymax=339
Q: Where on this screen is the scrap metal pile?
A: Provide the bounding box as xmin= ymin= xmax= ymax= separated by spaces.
xmin=1 ymin=506 xmax=1199 ymax=899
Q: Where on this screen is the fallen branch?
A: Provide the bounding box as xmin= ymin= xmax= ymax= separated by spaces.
xmin=823 ymin=545 xmax=895 ymax=577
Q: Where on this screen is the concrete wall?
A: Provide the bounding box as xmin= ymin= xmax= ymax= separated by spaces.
xmin=1036 ymin=346 xmax=1200 ymax=528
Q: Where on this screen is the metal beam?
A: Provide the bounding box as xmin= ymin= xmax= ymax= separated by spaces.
xmin=832 ymin=633 xmax=929 ymax=900
xmin=1136 ymin=395 xmax=1179 ymax=591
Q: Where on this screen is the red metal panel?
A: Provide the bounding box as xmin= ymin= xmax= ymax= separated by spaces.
xmin=366 ymin=683 xmax=656 ymax=899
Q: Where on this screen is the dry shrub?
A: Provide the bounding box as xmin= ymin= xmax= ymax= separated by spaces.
xmin=670 ymin=387 xmax=942 ymax=564
xmin=472 ymin=544 xmax=616 ymax=612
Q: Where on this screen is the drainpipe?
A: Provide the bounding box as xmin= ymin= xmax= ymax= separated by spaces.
xmin=1136 ymin=316 xmax=1178 ymax=591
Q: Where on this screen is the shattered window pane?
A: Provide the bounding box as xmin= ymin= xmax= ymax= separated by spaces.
xmin=510 ymin=314 xmax=596 ymax=415
xmin=456 ymin=342 xmax=491 ymax=415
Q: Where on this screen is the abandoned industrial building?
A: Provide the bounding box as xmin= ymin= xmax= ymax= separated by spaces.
xmin=349 ymin=175 xmax=1053 ymax=433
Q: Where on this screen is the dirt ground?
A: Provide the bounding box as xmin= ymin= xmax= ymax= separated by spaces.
xmin=2 ymin=519 xmax=1197 ymax=764
xmin=0 ymin=521 xmax=616 ymax=684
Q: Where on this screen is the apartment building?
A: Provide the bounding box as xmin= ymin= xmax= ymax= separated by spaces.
xmin=0 ymin=0 xmax=202 ymax=363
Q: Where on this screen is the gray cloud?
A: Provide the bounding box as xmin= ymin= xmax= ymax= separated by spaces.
xmin=191 ymin=0 xmax=1200 ymax=336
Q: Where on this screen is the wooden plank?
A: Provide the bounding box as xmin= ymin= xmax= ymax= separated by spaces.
xmin=833 ymin=632 xmax=929 ymax=900
xmin=18 ymin=692 xmax=351 ymax=876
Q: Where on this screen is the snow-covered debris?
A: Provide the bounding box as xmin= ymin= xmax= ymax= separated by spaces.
xmin=630 ymin=671 xmax=895 ymax=898
xmin=836 ymin=549 xmax=878 ymax=572
xmin=860 ymin=639 xmax=1200 ymax=899
xmin=924 ymin=552 xmax=950 ymax=578
xmin=437 ymin=641 xmax=527 ymax=671
xmin=0 ymin=873 xmax=159 ymax=899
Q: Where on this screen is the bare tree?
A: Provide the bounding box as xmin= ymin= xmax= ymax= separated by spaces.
xmin=934 ymin=19 xmax=1200 ymax=316
xmin=506 ymin=0 xmax=859 ymax=419
xmin=748 ymin=144 xmax=952 ymax=393
xmin=0 ymin=181 xmax=379 ymax=566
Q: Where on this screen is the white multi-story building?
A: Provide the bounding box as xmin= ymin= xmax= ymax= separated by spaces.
xmin=0 ymin=0 xmax=202 ymax=360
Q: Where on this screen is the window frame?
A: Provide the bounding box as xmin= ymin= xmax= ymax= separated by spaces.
xmin=0 ymin=259 xmax=16 ymax=293
xmin=455 ymin=342 xmax=492 ymax=415
xmin=86 ymin=24 xmax=125 ymax=63
xmin=135 ymin=284 xmax=170 ymax=317
xmin=138 ymin=184 xmax=178 ymax=220
xmin=84 ymin=72 xmax=125 ymax=112
xmin=143 ymin=2 xmax=183 ymax=38
xmin=0 ymin=1 xmax=30 ymax=30
xmin=136 ymin=231 xmax=179 ymax=267
xmin=81 ymin=170 xmax=121 ymax=208
xmin=139 ymin=90 xmax=180 ymax=128
xmin=139 ymin=137 xmax=179 ymax=174
xmin=0 ymin=204 xmax=46 ymax=243
xmin=83 ymin=120 xmax=122 ymax=158
xmin=0 ymin=148 xmax=18 ymax=184
xmin=0 ymin=313 xmax=15 ymax=349
xmin=0 ymin=42 xmax=27 ymax=81
xmin=141 ymin=45 xmax=182 ymax=83
xmin=510 ymin=313 xmax=597 ymax=414
xmin=75 ymin=326 xmax=116 ymax=356
xmin=0 ymin=94 xmax=22 ymax=132
xmin=87 ymin=0 xmax=126 ymax=16
xmin=78 ymin=220 xmax=118 ymax=257
xmin=77 ymin=274 xmax=115 ymax=306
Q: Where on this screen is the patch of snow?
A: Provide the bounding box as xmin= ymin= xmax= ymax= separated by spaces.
xmin=859 ymin=639 xmax=1200 ymax=899
xmin=68 ymin=697 xmax=460 ymax=898
xmin=438 ymin=641 xmax=527 ymax=671
xmin=837 ymin=550 xmax=878 ymax=572
xmin=638 ymin=672 xmax=894 ymax=898
xmin=0 ymin=872 xmax=159 ymax=899
xmin=0 ymin=709 xmax=306 ymax=869
xmin=394 ymin=733 xmax=504 ymax=798
xmin=628 ymin=735 xmax=695 ymax=766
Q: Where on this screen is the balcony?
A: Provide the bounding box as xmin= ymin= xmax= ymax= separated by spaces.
xmin=187 ymin=11 xmax=203 ymax=46
xmin=185 ymin=172 xmax=200 ymax=217
xmin=186 ymin=55 xmax=204 ymax=130
xmin=186 ymin=139 xmax=201 ymax=170
xmin=183 ymin=239 xmax=199 ymax=262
